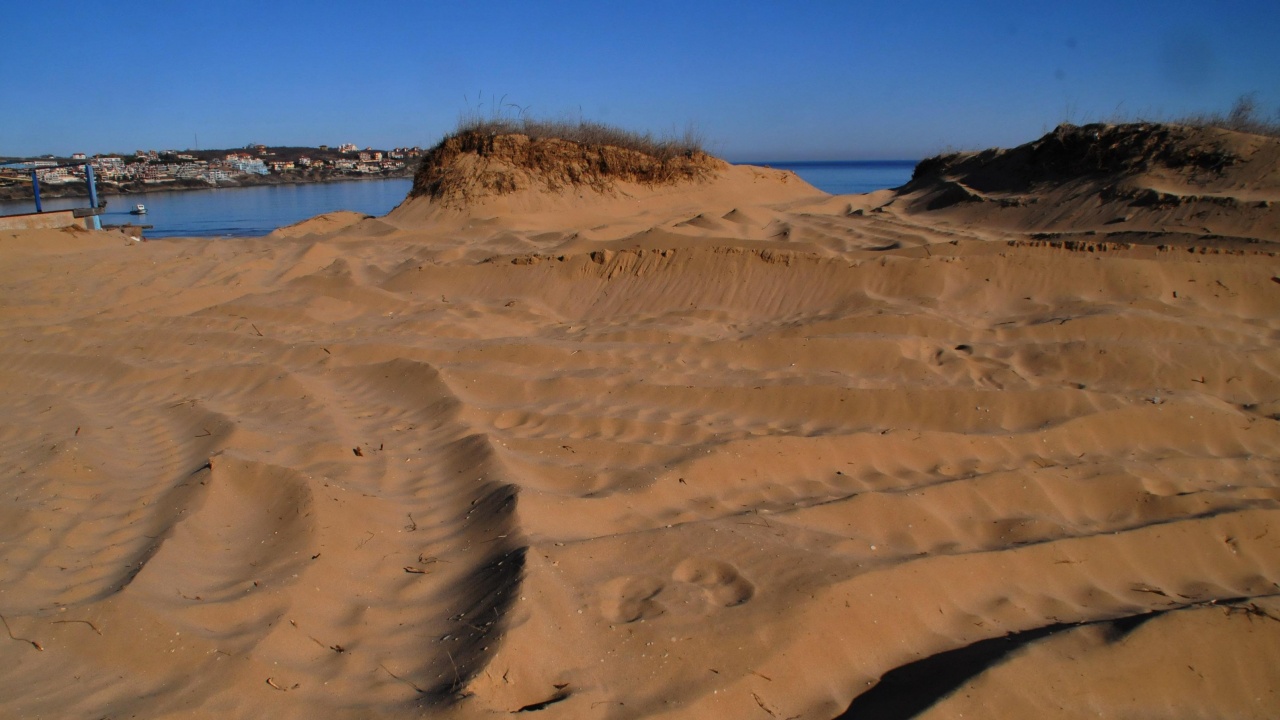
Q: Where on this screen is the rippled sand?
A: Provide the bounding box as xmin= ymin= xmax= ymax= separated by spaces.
xmin=2 ymin=124 xmax=1279 ymax=719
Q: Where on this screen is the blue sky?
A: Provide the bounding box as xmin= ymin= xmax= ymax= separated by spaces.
xmin=2 ymin=1 xmax=1277 ymax=161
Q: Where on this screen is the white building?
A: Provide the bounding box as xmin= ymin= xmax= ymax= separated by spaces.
xmin=230 ymin=158 xmax=269 ymax=175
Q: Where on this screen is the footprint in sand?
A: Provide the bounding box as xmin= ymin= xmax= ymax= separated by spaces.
xmin=600 ymin=560 xmax=755 ymax=623
xmin=671 ymin=557 xmax=754 ymax=607
xmin=599 ymin=575 xmax=666 ymax=623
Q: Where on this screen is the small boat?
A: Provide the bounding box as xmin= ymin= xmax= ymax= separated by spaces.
xmin=130 ymin=204 xmax=147 ymax=215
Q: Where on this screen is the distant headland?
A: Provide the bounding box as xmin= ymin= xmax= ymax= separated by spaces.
xmin=0 ymin=143 xmax=422 ymax=202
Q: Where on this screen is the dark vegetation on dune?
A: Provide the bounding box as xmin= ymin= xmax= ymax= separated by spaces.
xmin=905 ymin=122 xmax=1241 ymax=193
xmin=894 ymin=96 xmax=1280 ymax=250
xmin=410 ymin=118 xmax=717 ymax=207
xmin=907 ymin=94 xmax=1279 ymax=194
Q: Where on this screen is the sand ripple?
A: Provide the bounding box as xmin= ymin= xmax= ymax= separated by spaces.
xmin=1 ymin=182 xmax=1278 ymax=718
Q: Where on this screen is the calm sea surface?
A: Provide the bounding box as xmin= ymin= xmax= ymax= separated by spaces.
xmin=0 ymin=161 xmax=916 ymax=238
xmin=0 ymin=180 xmax=415 ymax=239
xmin=747 ymin=160 xmax=917 ymax=196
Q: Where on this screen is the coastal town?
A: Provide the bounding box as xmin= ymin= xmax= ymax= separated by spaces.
xmin=0 ymin=143 xmax=423 ymax=201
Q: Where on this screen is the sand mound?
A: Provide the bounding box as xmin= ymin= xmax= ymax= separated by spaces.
xmin=270 ymin=211 xmax=372 ymax=239
xmin=1 ymin=123 xmax=1279 ymax=720
xmin=381 ymin=132 xmax=825 ymax=246
xmin=0 ymin=225 xmax=143 ymax=258
xmin=897 ymin=122 xmax=1280 ymax=249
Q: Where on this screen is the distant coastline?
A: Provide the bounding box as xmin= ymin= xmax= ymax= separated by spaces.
xmin=0 ymin=143 xmax=422 ymax=203
xmin=0 ymin=168 xmax=415 ymax=203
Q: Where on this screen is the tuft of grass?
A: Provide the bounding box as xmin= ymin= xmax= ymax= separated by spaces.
xmin=1134 ymin=93 xmax=1280 ymax=138
xmin=1053 ymin=94 xmax=1280 ymax=139
xmin=1175 ymin=93 xmax=1280 ymax=138
xmin=452 ymin=115 xmax=705 ymax=161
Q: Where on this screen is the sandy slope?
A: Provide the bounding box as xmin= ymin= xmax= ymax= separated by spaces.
xmin=1 ymin=124 xmax=1279 ymax=720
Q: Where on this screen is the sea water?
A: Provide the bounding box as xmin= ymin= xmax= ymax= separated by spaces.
xmin=0 ymin=179 xmax=415 ymax=239
xmin=0 ymin=161 xmax=916 ymax=238
xmin=747 ymin=160 xmax=917 ymax=196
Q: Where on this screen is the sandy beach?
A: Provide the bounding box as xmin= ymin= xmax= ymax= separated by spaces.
xmin=2 ymin=122 xmax=1279 ymax=719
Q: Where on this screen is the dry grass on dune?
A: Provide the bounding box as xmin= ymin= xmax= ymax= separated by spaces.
xmin=1176 ymin=93 xmax=1280 ymax=139
xmin=454 ymin=117 xmax=706 ymax=160
xmin=410 ymin=118 xmax=718 ymax=207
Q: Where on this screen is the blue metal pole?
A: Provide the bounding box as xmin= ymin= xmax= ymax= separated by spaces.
xmin=85 ymin=164 xmax=99 ymax=210
xmin=30 ymin=169 xmax=43 ymax=213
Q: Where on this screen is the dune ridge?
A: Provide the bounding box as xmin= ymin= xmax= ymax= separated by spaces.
xmin=896 ymin=122 xmax=1280 ymax=250
xmin=1 ymin=123 xmax=1279 ymax=719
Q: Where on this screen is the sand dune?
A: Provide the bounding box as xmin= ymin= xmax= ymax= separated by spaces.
xmin=1 ymin=123 xmax=1279 ymax=719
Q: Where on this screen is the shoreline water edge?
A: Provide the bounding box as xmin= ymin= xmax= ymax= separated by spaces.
xmin=1 ymin=162 xmax=918 ymax=238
